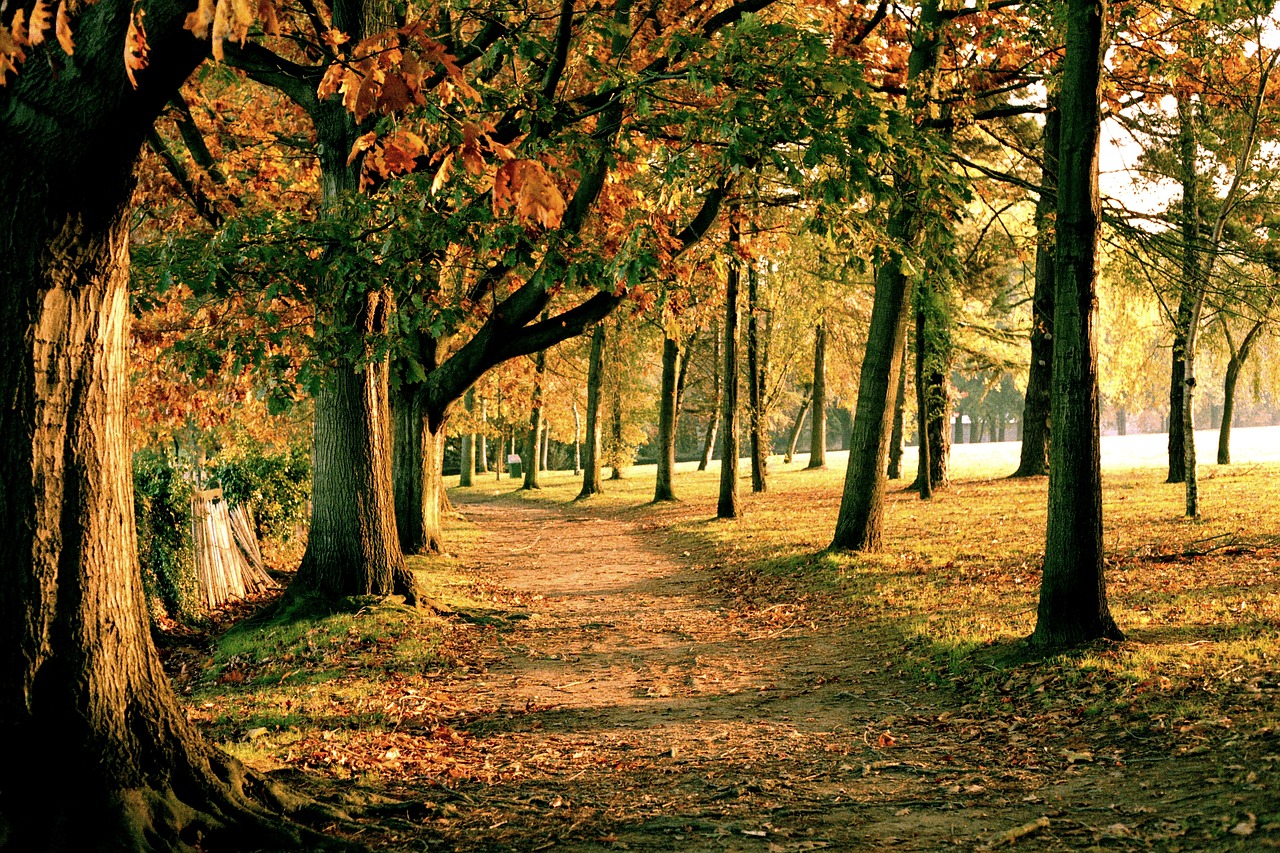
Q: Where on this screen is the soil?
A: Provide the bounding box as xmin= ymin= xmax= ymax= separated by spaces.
xmin=335 ymin=490 xmax=1279 ymax=852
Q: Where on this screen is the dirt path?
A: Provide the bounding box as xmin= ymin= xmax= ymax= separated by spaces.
xmin=396 ymin=493 xmax=1273 ymax=852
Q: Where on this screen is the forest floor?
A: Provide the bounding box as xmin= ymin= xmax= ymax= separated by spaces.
xmin=179 ymin=443 xmax=1280 ymax=852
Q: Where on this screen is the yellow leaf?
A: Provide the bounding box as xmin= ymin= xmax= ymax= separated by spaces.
xmin=347 ymin=131 xmax=376 ymax=166
xmin=29 ymin=0 xmax=52 ymax=47
xmin=183 ymin=0 xmax=215 ymax=39
xmin=11 ymin=10 xmax=28 ymax=47
xmin=54 ymin=0 xmax=73 ymax=55
xmin=430 ymin=152 xmax=453 ymax=195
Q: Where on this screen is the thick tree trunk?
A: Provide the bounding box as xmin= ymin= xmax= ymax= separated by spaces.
xmin=577 ymin=325 xmax=606 ymax=498
xmin=747 ymin=264 xmax=769 ymax=493
xmin=1014 ymin=103 xmax=1060 ymax=478
xmin=699 ymin=320 xmax=722 ymax=471
xmin=785 ymin=390 xmax=812 ymax=464
xmin=655 ymin=335 xmax=682 ymax=502
xmin=523 ymin=349 xmax=547 ymax=490
xmin=719 ymin=221 xmax=743 ymax=519
xmin=887 ymin=348 xmax=906 ymax=479
xmin=301 ymin=324 xmax=420 ymax=597
xmin=0 ymin=14 xmax=328 ymax=845
xmin=296 ymin=66 xmax=419 ymax=599
xmin=1032 ymin=0 xmax=1122 ymax=647
xmin=807 ymin=322 xmax=828 ymax=469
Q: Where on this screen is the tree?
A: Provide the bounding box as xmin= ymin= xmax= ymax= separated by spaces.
xmin=807 ymin=321 xmax=829 ymax=469
xmin=0 ymin=0 xmax=337 ymax=847
xmin=654 ymin=332 xmax=682 ymax=502
xmin=578 ymin=323 xmax=607 ymax=499
xmin=746 ymin=261 xmax=771 ymax=492
xmin=523 ymin=348 xmax=548 ymax=490
xmin=1013 ymin=102 xmax=1060 ymax=477
xmin=718 ymin=217 xmax=744 ymax=519
xmin=1031 ymin=0 xmax=1122 ymax=647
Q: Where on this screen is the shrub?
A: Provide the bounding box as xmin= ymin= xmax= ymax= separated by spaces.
xmin=133 ymin=449 xmax=199 ymax=619
xmin=208 ymin=443 xmax=311 ymax=543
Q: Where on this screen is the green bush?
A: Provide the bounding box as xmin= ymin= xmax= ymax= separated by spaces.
xmin=133 ymin=449 xmax=199 ymax=619
xmin=208 ymin=444 xmax=311 ymax=543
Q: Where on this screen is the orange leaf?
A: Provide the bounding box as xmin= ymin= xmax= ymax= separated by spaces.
xmin=29 ymin=0 xmax=52 ymax=47
xmin=124 ymin=9 xmax=148 ymax=89
xmin=347 ymin=131 xmax=376 ymax=167
xmin=183 ymin=0 xmax=215 ymax=39
xmin=54 ymin=0 xmax=73 ymax=55
xmin=11 ymin=10 xmax=28 ymax=47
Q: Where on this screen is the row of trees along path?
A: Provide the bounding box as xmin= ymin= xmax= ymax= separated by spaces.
xmin=342 ymin=489 xmax=1276 ymax=851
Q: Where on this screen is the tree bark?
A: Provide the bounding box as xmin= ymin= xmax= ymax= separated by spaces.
xmin=719 ymin=219 xmax=743 ymax=519
xmin=654 ymin=334 xmax=682 ymax=502
xmin=577 ymin=324 xmax=606 ymax=498
xmin=0 ymin=6 xmax=331 ymax=846
xmin=1013 ymin=102 xmax=1060 ymax=478
xmin=747 ymin=263 xmax=769 ymax=493
xmin=1032 ymin=0 xmax=1122 ymax=647
xmin=807 ymin=322 xmax=829 ymax=469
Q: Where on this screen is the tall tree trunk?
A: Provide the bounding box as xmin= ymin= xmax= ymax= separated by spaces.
xmin=609 ymin=375 xmax=627 ymax=479
xmin=577 ymin=324 xmax=606 ymax=498
xmin=1116 ymin=407 xmax=1127 ymax=437
xmin=523 ymin=349 xmax=547 ymax=490
xmin=1176 ymin=97 xmax=1203 ymax=516
xmin=477 ymin=397 xmax=490 ymax=473
xmin=655 ymin=334 xmax=682 ymax=502
xmin=913 ymin=276 xmax=951 ymax=492
xmin=1218 ymin=318 xmax=1266 ymax=465
xmin=1014 ymin=101 xmax=1060 ymax=478
xmin=719 ymin=219 xmax=743 ymax=519
xmin=572 ymin=400 xmax=583 ymax=474
xmin=295 ymin=76 xmax=418 ymax=599
xmin=785 ymin=389 xmax=812 ymax=464
xmin=459 ymin=389 xmax=476 ymax=487
xmin=0 ymin=15 xmax=324 ymax=846
xmin=915 ymin=308 xmax=933 ymax=500
xmin=807 ymin=322 xmax=828 ymax=469
xmin=1032 ymin=0 xmax=1122 ymax=647
xmin=747 ymin=263 xmax=769 ymax=493
xmin=699 ymin=319 xmax=722 ymax=471
xmin=888 ymin=344 xmax=906 ymax=479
